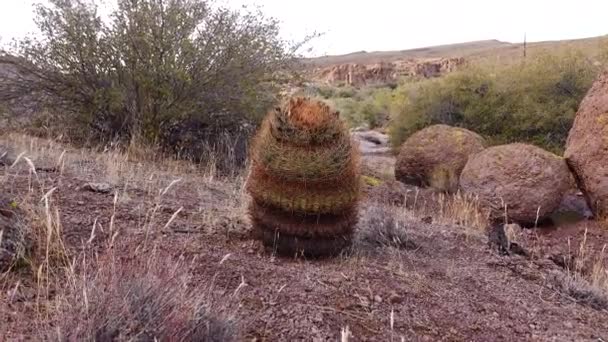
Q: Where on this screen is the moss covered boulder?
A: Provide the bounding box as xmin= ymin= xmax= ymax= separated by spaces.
xmin=395 ymin=124 xmax=486 ymax=193
xmin=460 ymin=143 xmax=571 ymax=225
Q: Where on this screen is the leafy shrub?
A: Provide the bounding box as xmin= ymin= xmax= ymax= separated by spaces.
xmin=388 ymin=50 xmax=600 ymax=153
xmin=329 ymin=86 xmax=393 ymax=128
xmin=0 ymin=0 xmax=307 ymax=167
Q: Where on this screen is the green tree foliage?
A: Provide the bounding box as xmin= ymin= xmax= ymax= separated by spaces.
xmin=389 ymin=50 xmax=600 ymax=153
xmin=0 ymin=0 xmax=306 ymax=161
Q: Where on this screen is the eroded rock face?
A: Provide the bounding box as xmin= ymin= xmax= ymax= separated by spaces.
xmin=460 ymin=143 xmax=571 ymax=226
xmin=318 ymin=63 xmax=398 ymax=87
xmin=413 ymin=57 xmax=465 ymax=78
xmin=313 ymin=58 xmax=466 ymax=87
xmin=564 ymin=70 xmax=608 ymax=219
xmin=395 ymin=124 xmax=486 ymax=193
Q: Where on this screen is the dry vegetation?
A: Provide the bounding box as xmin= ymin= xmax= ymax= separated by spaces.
xmin=551 ymin=229 xmax=608 ymax=310
xmin=0 ymin=133 xmax=607 ymax=340
xmin=1 ymin=2 xmax=607 ymax=337
xmin=0 ymin=133 xmax=246 ymax=340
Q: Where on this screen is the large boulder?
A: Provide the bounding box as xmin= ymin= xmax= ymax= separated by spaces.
xmin=460 ymin=143 xmax=571 ymax=225
xmin=395 ymin=124 xmax=486 ymax=193
xmin=564 ymin=70 xmax=608 ymax=219
xmin=0 ymin=196 xmax=27 ymax=272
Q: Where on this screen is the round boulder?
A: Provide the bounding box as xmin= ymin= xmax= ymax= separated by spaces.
xmin=395 ymin=124 xmax=486 ymax=193
xmin=460 ymin=143 xmax=571 ymax=225
xmin=564 ymin=69 xmax=608 ymax=219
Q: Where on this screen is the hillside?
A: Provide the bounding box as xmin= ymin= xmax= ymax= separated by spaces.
xmin=1 ymin=133 xmax=607 ymax=340
xmin=305 ymin=35 xmax=608 ymax=68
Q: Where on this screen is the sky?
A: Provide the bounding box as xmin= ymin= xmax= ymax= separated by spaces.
xmin=0 ymin=0 xmax=606 ymax=57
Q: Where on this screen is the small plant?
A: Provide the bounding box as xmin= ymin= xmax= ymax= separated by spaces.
xmin=356 ymin=204 xmax=414 ymax=250
xmin=245 ymin=97 xmax=360 ymax=257
xmin=552 ymin=229 xmax=608 ymax=310
xmin=362 ymin=175 xmax=383 ymax=187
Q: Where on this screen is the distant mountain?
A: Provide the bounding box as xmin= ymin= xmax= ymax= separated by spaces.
xmin=304 ymin=36 xmax=608 ymax=68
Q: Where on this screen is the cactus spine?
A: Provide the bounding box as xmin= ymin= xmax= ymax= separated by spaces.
xmin=245 ymin=97 xmax=360 ymax=257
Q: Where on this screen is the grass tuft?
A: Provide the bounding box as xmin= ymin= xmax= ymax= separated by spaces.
xmin=44 ymin=249 xmax=238 ymax=341
xmin=552 ymin=229 xmax=608 ymax=310
xmin=356 ymin=204 xmax=415 ymax=250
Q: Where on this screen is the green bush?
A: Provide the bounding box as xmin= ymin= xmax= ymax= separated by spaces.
xmin=0 ymin=0 xmax=307 ymax=166
xmin=329 ymin=87 xmax=393 ymax=129
xmin=388 ymin=50 xmax=600 ymax=153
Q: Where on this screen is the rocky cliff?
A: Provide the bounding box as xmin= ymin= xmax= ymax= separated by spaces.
xmin=311 ymin=57 xmax=465 ymax=87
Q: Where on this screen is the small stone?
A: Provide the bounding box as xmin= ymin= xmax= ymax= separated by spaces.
xmin=82 ymin=182 xmax=112 ymax=194
xmin=313 ymin=312 xmax=323 ymax=323
xmin=564 ymin=321 xmax=573 ymax=329
xmin=374 ymin=295 xmax=383 ymax=303
xmin=388 ymin=291 xmax=404 ymax=304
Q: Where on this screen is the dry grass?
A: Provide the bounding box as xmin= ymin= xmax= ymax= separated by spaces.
xmin=553 ymin=229 xmax=608 ymax=310
xmin=44 ymin=247 xmax=238 ymax=341
xmin=386 ymin=186 xmax=489 ymax=236
xmin=355 ymin=204 xmax=415 ymax=250
xmin=0 ymin=132 xmax=247 ymax=340
xmin=434 ymin=191 xmax=489 ymax=233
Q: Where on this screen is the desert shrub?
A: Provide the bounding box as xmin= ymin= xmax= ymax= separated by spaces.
xmin=330 ymin=87 xmax=392 ymax=128
xmin=0 ymin=0 xmax=308 ymax=168
xmin=389 ymin=50 xmax=599 ymax=153
xmin=355 ymin=204 xmax=413 ymax=250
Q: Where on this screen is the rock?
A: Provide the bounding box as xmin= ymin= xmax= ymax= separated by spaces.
xmin=353 ymin=130 xmax=389 ymax=146
xmin=460 ymin=143 xmax=571 ymax=225
xmin=395 ymin=124 xmax=486 ymax=193
xmin=82 ymin=182 xmax=113 ymax=194
xmin=0 ymin=145 xmax=17 ymax=166
xmin=388 ymin=291 xmax=404 ymax=304
xmin=413 ymin=57 xmax=466 ymax=78
xmin=550 ymin=190 xmax=594 ymax=225
xmin=0 ymin=196 xmax=27 ymax=272
xmin=312 ymin=58 xmax=466 ymax=87
xmin=316 ymin=62 xmax=398 ymax=87
xmin=488 ymin=222 xmax=528 ymax=256
xmin=352 ymin=130 xmax=391 ymax=157
xmin=564 ymin=69 xmax=608 ymax=219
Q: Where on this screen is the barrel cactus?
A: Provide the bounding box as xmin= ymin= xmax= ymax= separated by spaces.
xmin=245 ymin=97 xmax=360 ymax=257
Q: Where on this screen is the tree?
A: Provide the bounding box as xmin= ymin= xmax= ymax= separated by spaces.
xmin=0 ymin=0 xmax=308 ymax=167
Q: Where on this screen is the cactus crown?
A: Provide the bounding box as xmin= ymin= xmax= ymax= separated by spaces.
xmin=269 ymin=97 xmax=344 ymax=146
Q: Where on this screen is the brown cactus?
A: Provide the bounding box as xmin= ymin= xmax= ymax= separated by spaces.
xmin=245 ymin=97 xmax=360 ymax=257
